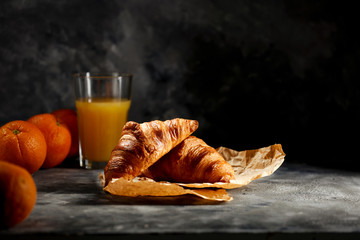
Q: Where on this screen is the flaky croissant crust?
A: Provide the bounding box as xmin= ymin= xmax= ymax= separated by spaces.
xmin=104 ymin=118 xmax=198 ymax=185
xmin=141 ymin=136 xmax=236 ymax=183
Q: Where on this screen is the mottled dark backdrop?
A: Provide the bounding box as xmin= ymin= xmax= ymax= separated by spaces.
xmin=1 ymin=0 xmax=359 ymax=170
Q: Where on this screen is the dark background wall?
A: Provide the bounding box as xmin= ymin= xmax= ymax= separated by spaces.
xmin=1 ymin=0 xmax=359 ymax=170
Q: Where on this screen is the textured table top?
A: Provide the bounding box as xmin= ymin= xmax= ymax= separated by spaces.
xmin=1 ymin=163 xmax=360 ymax=239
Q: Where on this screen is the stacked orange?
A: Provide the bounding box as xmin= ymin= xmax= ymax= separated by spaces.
xmin=0 ymin=109 xmax=78 ymax=228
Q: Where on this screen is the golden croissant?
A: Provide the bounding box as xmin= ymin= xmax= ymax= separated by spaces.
xmin=104 ymin=118 xmax=199 ymax=185
xmin=141 ymin=136 xmax=235 ymax=183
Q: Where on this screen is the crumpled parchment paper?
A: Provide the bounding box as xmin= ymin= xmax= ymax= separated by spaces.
xmin=100 ymin=144 xmax=285 ymax=202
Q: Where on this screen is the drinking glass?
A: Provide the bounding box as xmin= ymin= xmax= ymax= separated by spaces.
xmin=74 ymin=72 xmax=132 ymax=169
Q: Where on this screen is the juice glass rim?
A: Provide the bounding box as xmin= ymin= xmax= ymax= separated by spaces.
xmin=73 ymin=72 xmax=133 ymax=79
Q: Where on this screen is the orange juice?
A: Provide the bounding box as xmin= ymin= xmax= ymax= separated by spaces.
xmin=76 ymin=98 xmax=131 ymax=162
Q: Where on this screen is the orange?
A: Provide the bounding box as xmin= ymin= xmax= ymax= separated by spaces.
xmin=52 ymin=109 xmax=79 ymax=158
xmin=28 ymin=113 xmax=71 ymax=168
xmin=0 ymin=161 xmax=37 ymax=228
xmin=0 ymin=120 xmax=47 ymax=174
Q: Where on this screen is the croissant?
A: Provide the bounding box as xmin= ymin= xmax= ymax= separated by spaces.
xmin=104 ymin=118 xmax=199 ymax=185
xmin=141 ymin=136 xmax=235 ymax=183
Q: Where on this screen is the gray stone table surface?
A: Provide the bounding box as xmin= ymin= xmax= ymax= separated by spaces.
xmin=1 ymin=163 xmax=360 ymax=239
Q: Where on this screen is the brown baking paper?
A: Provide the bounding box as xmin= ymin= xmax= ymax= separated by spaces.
xmin=100 ymin=144 xmax=285 ymax=202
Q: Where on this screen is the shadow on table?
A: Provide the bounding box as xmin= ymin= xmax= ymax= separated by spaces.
xmin=98 ymin=191 xmax=229 ymax=205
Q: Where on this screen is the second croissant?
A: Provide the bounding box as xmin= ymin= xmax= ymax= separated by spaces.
xmin=141 ymin=136 xmax=236 ymax=183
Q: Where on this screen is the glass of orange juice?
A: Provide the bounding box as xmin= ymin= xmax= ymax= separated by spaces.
xmin=74 ymin=72 xmax=132 ymax=169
